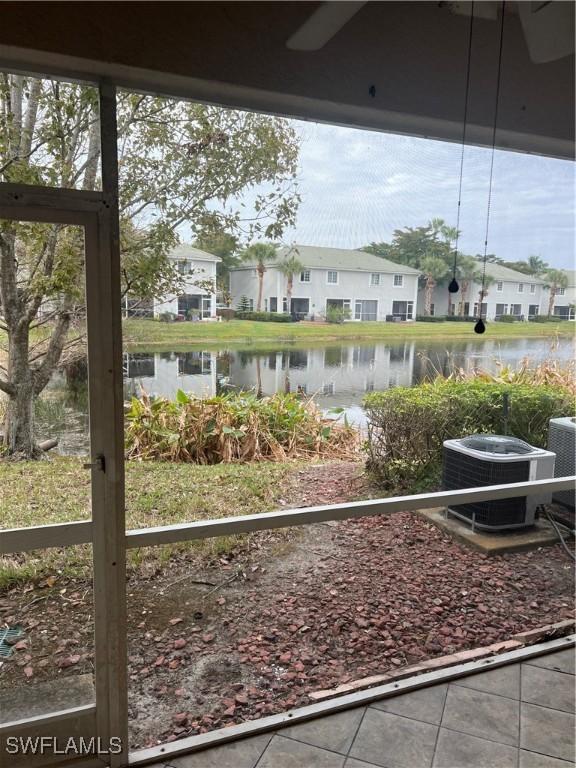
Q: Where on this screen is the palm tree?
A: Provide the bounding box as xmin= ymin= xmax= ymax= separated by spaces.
xmin=526 ymin=255 xmax=548 ymax=276
xmin=420 ymin=256 xmax=449 ymax=316
xmin=456 ymin=256 xmax=483 ymax=315
xmin=277 ymin=248 xmax=304 ymax=315
xmin=544 ymin=268 xmax=569 ymax=316
xmin=476 ymin=275 xmax=495 ymax=318
xmin=240 ymin=242 xmax=278 ymax=311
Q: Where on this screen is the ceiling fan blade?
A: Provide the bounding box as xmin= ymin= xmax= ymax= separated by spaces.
xmin=286 ymin=1 xmax=367 ymax=51
xmin=517 ymin=1 xmax=574 ymax=63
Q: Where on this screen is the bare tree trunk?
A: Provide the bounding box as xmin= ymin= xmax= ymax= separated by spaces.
xmin=548 ymin=287 xmax=555 ymax=316
xmin=424 ymin=275 xmax=435 ymax=315
xmin=459 ymin=281 xmax=469 ymax=316
xmin=3 ymin=323 xmax=41 ymax=457
xmin=287 ymin=274 xmax=293 ymax=314
xmin=256 ymin=265 xmax=264 ymax=311
xmin=82 ymin=103 xmax=101 ymax=191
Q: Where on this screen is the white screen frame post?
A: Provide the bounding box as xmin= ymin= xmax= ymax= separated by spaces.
xmin=0 ymin=177 xmax=127 ymax=767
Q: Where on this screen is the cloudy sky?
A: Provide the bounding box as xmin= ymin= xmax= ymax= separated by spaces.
xmin=281 ymin=120 xmax=575 ymax=270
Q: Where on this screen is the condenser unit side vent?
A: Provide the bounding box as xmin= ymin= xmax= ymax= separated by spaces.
xmin=548 ymin=417 xmax=576 ymax=510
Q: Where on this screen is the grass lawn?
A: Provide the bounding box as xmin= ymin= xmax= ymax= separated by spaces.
xmin=122 ymin=318 xmax=575 ymax=348
xmin=0 ymin=457 xmax=297 ymax=588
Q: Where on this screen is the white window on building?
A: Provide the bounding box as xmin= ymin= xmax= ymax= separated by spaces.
xmin=322 ymin=382 xmax=335 ymax=395
xmin=518 ymin=283 xmax=524 ymax=293
xmin=528 ymin=304 xmax=539 ymax=318
xmin=496 ymin=281 xmax=503 ymax=292
xmin=282 ymin=297 xmax=288 ymax=313
xmin=264 ymin=298 xmax=268 ymax=311
xmin=177 ymin=260 xmax=192 ymax=275
xmin=530 ymin=284 xmax=536 ymax=294
xmin=370 ymin=273 xmax=381 ymax=287
xmin=249 ymin=298 xmax=254 ymax=311
xmin=393 ymin=274 xmax=403 ymax=287
xmin=327 ymin=270 xmax=338 ymax=284
xmin=300 ymin=269 xmax=311 ymax=283
xmin=511 ymin=304 xmax=522 ymax=316
xmin=556 ymin=287 xmax=566 ymax=295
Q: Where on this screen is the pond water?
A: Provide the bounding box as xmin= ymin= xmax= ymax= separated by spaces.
xmin=39 ymin=336 xmax=574 ymax=455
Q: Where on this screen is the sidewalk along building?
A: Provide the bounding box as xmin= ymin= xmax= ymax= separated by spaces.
xmin=553 ymin=270 xmax=576 ymax=320
xmin=229 ymin=244 xmax=420 ymax=321
xmin=153 ymin=244 xmax=220 ymax=319
xmin=416 ymin=260 xmax=549 ymax=320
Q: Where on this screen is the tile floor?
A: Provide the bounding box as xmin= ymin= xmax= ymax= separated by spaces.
xmin=156 ymin=647 xmax=575 ymax=768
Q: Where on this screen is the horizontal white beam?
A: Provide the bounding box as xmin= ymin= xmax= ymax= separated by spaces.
xmin=0 ymin=704 xmax=95 ymax=733
xmin=0 ymin=520 xmax=93 ymax=555
xmin=125 ymin=476 xmax=576 ymax=549
xmin=0 ymin=181 xmax=107 ymax=204
xmin=2 ymin=477 xmax=573 ymax=555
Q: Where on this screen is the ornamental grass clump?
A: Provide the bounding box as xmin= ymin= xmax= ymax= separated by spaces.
xmin=125 ymin=390 xmax=357 ymax=463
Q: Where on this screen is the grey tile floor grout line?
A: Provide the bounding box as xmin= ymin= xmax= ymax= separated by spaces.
xmin=365 ymin=684 xmax=573 ymax=723
xmin=522 ymin=661 xmax=575 ymax=677
xmin=273 ymin=730 xmax=357 ymax=759
xmin=251 ymin=732 xmax=273 ymax=768
xmin=344 ymin=705 xmax=369 ymax=760
xmin=431 ymin=682 xmax=450 ymax=765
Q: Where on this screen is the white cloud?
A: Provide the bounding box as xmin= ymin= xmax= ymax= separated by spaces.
xmin=284 ymin=120 xmax=575 ymax=268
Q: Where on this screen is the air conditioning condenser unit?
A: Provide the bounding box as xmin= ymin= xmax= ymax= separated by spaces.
xmin=442 ymin=435 xmax=555 ymax=531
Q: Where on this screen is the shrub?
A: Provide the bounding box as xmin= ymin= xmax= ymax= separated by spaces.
xmin=364 ymin=379 xmax=573 ymax=492
xmin=496 ymin=315 xmax=517 ymax=323
xmin=217 ymin=308 xmax=235 ymax=321
xmin=158 ymin=312 xmax=175 ymax=323
xmin=235 ymin=311 xmax=292 ymax=322
xmin=237 ymin=295 xmax=251 ymax=313
xmin=126 ymin=391 xmax=358 ymax=463
xmin=326 ymin=306 xmax=351 ymax=324
xmin=529 ymin=315 xmax=563 ymax=323
xmin=416 ymin=315 xmax=476 ymax=322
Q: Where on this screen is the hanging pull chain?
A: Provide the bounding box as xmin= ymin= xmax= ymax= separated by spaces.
xmin=449 ymin=1 xmax=475 ymax=295
xmin=475 ymin=0 xmax=506 ymax=335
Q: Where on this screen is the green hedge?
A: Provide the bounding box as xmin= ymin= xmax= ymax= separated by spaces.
xmin=416 ymin=316 xmax=476 ymax=323
xmin=363 ymin=380 xmax=573 ymax=492
xmin=235 ymin=312 xmax=292 ymax=322
xmin=529 ymin=315 xmax=563 ymax=323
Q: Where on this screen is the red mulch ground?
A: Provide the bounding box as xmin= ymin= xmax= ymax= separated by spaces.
xmin=1 ymin=462 xmax=574 ymax=749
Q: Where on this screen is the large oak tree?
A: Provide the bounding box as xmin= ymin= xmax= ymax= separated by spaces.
xmin=0 ymin=76 xmax=300 ymax=456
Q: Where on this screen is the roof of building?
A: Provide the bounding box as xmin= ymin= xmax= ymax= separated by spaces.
xmin=235 ymin=244 xmax=420 ymax=275
xmin=480 ymin=260 xmax=545 ymax=284
xmin=169 ymin=244 xmax=221 ymax=262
